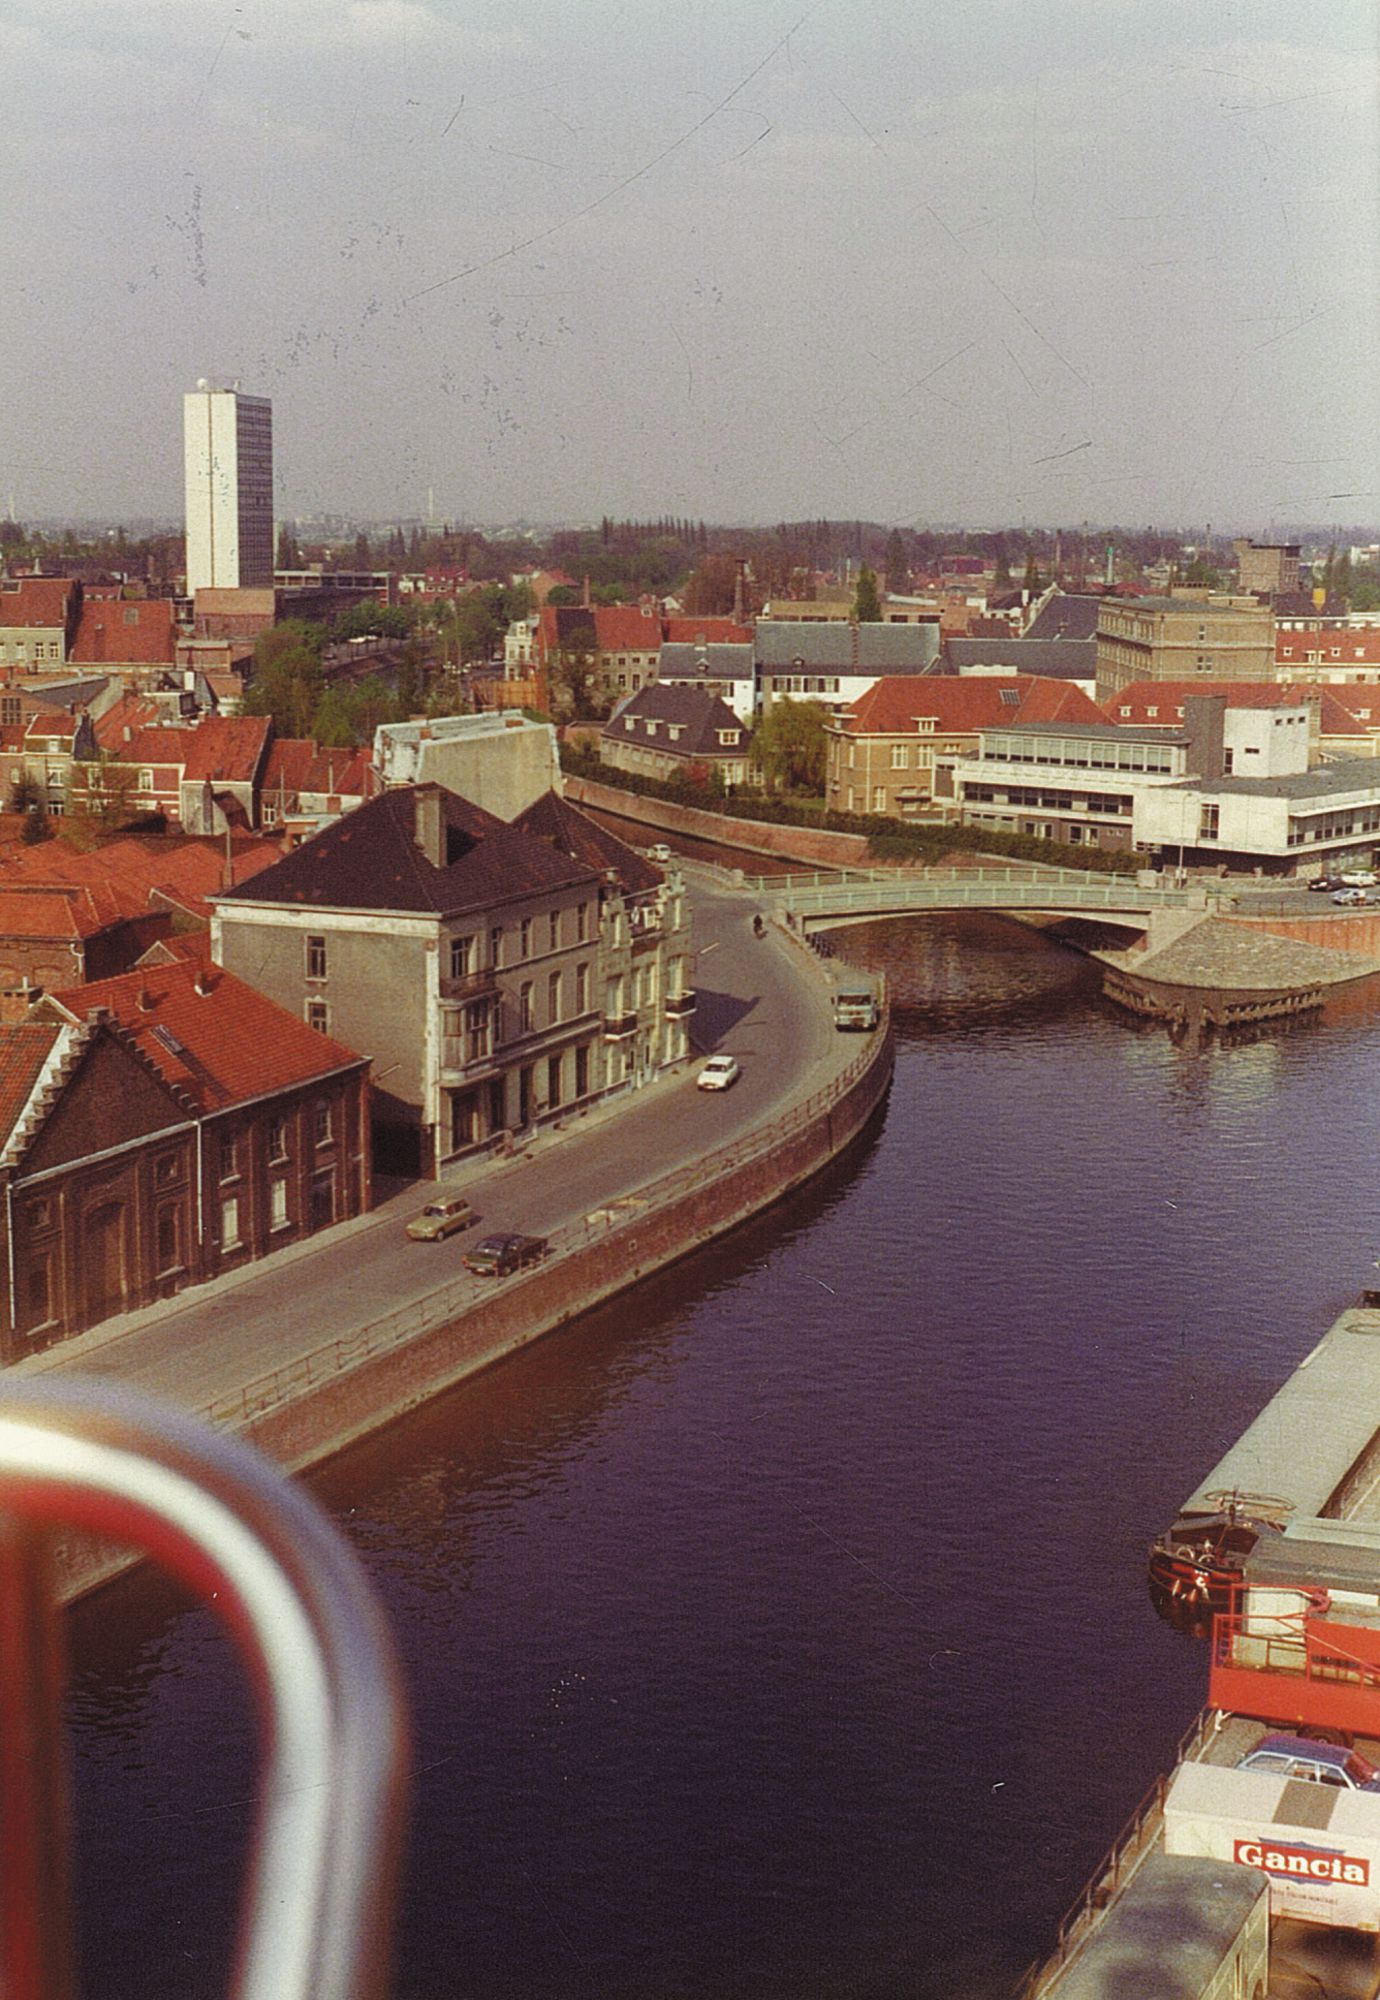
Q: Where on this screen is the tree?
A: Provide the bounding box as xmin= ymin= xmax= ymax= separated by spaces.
xmin=78 ymin=750 xmax=138 ymax=835
xmin=242 ymin=620 xmax=326 ymax=737
xmin=1022 ymin=552 xmax=1044 ymax=596
xmin=853 ymin=564 xmax=882 ymax=622
xmin=752 ymin=697 xmax=828 ymax=794
xmin=276 ymin=524 xmax=300 ymax=569
xmin=884 ymin=530 xmax=909 ymax=596
xmin=6 ymin=770 xmax=43 ymax=816
xmin=681 ymin=555 xmax=739 ymax=616
xmin=20 ymin=802 xmax=53 ymax=845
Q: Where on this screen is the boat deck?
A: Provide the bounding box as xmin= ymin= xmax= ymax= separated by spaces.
xmin=1182 ymin=1306 xmax=1380 ymax=1523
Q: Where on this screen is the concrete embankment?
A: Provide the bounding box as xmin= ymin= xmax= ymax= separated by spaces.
xmin=52 ymin=989 xmax=894 ymax=1600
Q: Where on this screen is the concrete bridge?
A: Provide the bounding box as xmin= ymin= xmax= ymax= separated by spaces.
xmin=743 ymin=864 xmax=1221 ymax=938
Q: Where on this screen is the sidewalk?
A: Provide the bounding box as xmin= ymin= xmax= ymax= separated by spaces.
xmin=21 ymin=868 xmax=852 ymax=1416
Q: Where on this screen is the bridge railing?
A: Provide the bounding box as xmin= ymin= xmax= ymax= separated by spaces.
xmin=759 ymin=878 xmax=1201 ymax=917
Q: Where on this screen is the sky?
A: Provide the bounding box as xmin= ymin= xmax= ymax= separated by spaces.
xmin=5 ymin=0 xmax=1379 ymax=534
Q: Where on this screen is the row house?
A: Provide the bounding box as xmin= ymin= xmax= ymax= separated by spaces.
xmin=0 ymin=833 xmax=282 ymax=1014
xmin=601 ymin=686 xmax=752 ymax=789
xmin=77 ymin=705 xmax=274 ymax=831
xmin=0 ymin=957 xmax=369 ymax=1357
xmin=0 ymin=578 xmax=81 ymax=674
xmin=213 ymin=781 xmax=694 ymax=1176
xmin=755 ymin=620 xmax=939 ymax=711
xmin=0 ymin=708 xmax=99 ymax=816
xmin=824 ymin=675 xmax=1104 ymax=820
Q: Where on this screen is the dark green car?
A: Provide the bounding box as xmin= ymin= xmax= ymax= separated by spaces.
xmin=462 ymin=1232 xmax=549 ymax=1277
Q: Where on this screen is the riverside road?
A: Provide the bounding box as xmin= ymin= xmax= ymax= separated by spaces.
xmin=21 ymin=866 xmax=841 ymax=1417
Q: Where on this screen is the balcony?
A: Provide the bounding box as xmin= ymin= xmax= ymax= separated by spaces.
xmin=665 ymin=990 xmax=696 ymax=1017
xmin=440 ymin=965 xmax=499 ymax=1003
xmin=603 ymin=1010 xmax=638 ymax=1040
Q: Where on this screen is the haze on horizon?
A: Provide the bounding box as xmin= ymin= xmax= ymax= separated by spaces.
xmin=5 ymin=0 xmax=1378 ymax=537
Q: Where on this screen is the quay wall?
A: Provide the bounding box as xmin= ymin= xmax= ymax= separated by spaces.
xmin=55 ymin=1015 xmax=894 ymax=1601
xmin=563 ymin=775 xmax=876 ymax=870
xmin=1231 ymin=910 xmax=1380 ymax=961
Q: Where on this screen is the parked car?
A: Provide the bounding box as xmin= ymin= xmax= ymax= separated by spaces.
xmin=405 ymin=1194 xmax=475 ymax=1241
xmin=1308 ymin=875 xmax=1343 ymax=892
xmin=697 ymin=1054 xmax=741 ymax=1091
xmin=463 ymin=1232 xmax=549 ymax=1276
xmin=1237 ymin=1734 xmax=1380 ymax=1792
xmin=1341 ymin=870 xmax=1379 ymax=888
xmin=648 ymin=842 xmax=673 ymax=864
xmin=1333 ymin=886 xmax=1369 ymax=906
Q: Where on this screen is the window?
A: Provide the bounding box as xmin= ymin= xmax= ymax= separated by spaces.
xmin=575 ymin=962 xmax=589 ymax=1012
xmin=547 ymin=1053 xmax=562 ymax=1109
xmin=891 ymin=744 xmax=908 ymax=768
xmin=576 ymin=901 xmax=589 ymax=942
xmin=219 ymin=1133 xmax=239 ymax=1182
xmin=520 ymin=918 xmax=532 ymax=959
xmin=156 ymin=1205 xmax=182 ymax=1274
xmin=269 ymin=1116 xmax=288 ymax=1163
xmin=450 ymin=934 xmax=475 ymax=979
xmin=220 ymin=1195 xmax=241 ymax=1249
xmin=548 ymin=969 xmax=561 ymax=1022
xmin=306 ymin=934 xmax=327 ymax=980
xmin=873 ymin=787 xmax=886 ymax=811
xmin=27 ymin=1256 xmax=53 ymax=1326
xmin=270 ymin=1178 xmax=290 ymax=1230
xmin=314 ymin=1099 xmax=333 ymax=1146
xmin=489 ymin=925 xmax=502 ymax=968
xmin=519 ymin=981 xmax=533 ymax=1033
xmin=1199 ymin=802 xmax=1220 ymax=840
xmin=575 ymin=1043 xmax=590 ymax=1097
xmin=306 ymin=999 xmax=329 ymax=1034
xmin=27 ymin=1197 xmax=52 ymax=1230
xmin=548 ymin=911 xmax=560 ymax=951
xmin=138 ymin=770 xmax=153 ymax=791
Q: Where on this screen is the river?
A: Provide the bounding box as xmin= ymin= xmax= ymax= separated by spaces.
xmin=63 ymin=911 xmax=1380 ymax=1999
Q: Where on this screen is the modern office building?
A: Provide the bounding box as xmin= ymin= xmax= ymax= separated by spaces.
xmin=183 ymin=383 xmax=274 ymax=595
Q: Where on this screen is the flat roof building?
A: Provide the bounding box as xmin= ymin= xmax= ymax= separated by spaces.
xmin=184 ymin=383 xmax=274 ymax=596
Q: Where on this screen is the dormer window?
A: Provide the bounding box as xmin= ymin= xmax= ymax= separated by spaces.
xmin=717 ymin=729 xmax=740 ymax=746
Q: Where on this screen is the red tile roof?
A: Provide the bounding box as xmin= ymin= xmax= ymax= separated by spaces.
xmin=661 ymin=618 xmax=753 ymax=646
xmin=70 ymin=598 xmax=176 ymax=666
xmin=180 ymin=715 xmax=272 ymax=784
xmin=0 ymin=834 xmax=281 ymax=925
xmin=92 ymin=694 xmax=169 ymax=752
xmin=0 ymin=1022 xmax=62 ymax=1144
xmin=841 ymin=675 xmax=1105 ymax=735
xmin=262 ymin=739 xmax=371 ymax=799
xmin=48 ymin=959 xmax=363 ymax=1113
xmin=1107 ymin=680 xmax=1305 ymax=723
xmin=0 ymin=580 xmax=76 ymax=629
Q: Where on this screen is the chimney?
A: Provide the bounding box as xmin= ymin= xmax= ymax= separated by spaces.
xmin=414 ymin=783 xmax=446 ymax=867
xmin=193 ymin=969 xmax=214 ymax=996
xmin=582 ymin=574 xmax=591 ymax=608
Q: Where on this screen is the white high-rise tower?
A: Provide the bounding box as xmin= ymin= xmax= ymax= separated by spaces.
xmin=183 ymin=381 xmax=274 ymax=594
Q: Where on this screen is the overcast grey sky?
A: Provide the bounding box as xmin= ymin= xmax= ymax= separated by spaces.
xmin=5 ymin=0 xmax=1378 ymax=533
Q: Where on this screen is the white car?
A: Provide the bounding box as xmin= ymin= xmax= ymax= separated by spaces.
xmin=648 ymin=842 xmax=673 ymax=864
xmin=697 ymin=1054 xmax=741 ymax=1091
xmin=1340 ymin=870 xmax=1378 ymax=888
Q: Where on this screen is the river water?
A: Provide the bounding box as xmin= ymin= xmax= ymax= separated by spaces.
xmin=64 ymin=913 xmax=1380 ymax=1999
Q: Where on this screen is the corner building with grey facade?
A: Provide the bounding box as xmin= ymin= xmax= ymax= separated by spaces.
xmin=211 ymin=782 xmax=694 ymax=1175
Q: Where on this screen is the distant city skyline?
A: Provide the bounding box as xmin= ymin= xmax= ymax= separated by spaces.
xmin=6 ymin=1 xmax=1378 ymax=532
